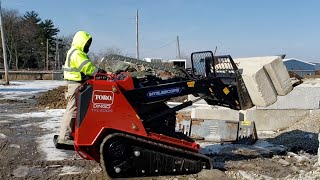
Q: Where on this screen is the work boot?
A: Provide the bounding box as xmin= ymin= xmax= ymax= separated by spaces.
xmin=65 ymin=135 xmax=74 ymax=141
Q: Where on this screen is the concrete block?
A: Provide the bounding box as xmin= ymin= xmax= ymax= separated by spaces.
xmin=187 ymin=95 xmax=208 ymax=104
xmin=243 ymin=108 xmax=309 ymax=131
xmin=191 ymin=119 xmax=238 ymax=142
xmin=191 ymin=107 xmax=240 ymax=121
xmin=318 ymin=133 xmax=320 ymax=165
xmin=235 ymin=56 xmax=292 ymax=96
xmin=257 ymin=83 xmax=320 ymax=110
xmin=241 ymin=67 xmax=277 ymax=107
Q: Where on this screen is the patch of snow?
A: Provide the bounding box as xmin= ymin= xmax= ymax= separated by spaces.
xmin=0 ymin=133 xmax=7 ymax=139
xmin=6 ymin=109 xmax=64 ymax=120
xmin=21 ymin=123 xmax=39 ymax=128
xmin=37 ymin=133 xmax=71 ymax=161
xmin=34 ymin=109 xmax=74 ymax=161
xmin=38 ymin=109 xmax=64 ymax=130
xmin=0 ymin=81 xmax=73 ymax=161
xmin=0 ymin=120 xmax=12 ymax=124
xmin=10 ymin=109 xmax=71 ymax=161
xmin=59 ymin=166 xmax=85 ymax=176
xmin=0 ymin=80 xmax=66 ymax=100
xmin=31 ymin=109 xmax=73 ymax=161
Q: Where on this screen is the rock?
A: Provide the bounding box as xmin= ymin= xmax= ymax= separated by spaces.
xmin=287 ymin=152 xmax=299 ymax=157
xmin=0 ymin=133 xmax=7 ymax=139
xmin=9 ymin=144 xmax=20 ymax=148
xmin=278 ymin=159 xmax=290 ymax=166
xmin=238 ymin=170 xmax=255 ymax=180
xmin=197 ymin=169 xmax=231 ymax=180
xmin=290 ymin=166 xmax=300 ymax=172
xmin=12 ymin=166 xmax=29 ymax=178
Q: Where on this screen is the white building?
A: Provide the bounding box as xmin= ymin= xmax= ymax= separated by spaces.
xmin=143 ymin=58 xmax=163 ymax=63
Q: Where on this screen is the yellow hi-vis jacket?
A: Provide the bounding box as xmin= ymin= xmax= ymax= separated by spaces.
xmin=63 ymin=31 xmax=98 ymax=81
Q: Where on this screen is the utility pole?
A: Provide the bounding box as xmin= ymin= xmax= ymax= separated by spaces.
xmin=0 ymin=0 xmax=9 ymax=85
xmin=136 ymin=9 xmax=139 ymax=60
xmin=176 ymin=36 xmax=181 ymax=59
xmin=46 ymin=38 xmax=49 ymax=70
xmin=57 ymin=42 xmax=60 ymax=70
xmin=55 ymin=36 xmax=58 ymax=70
xmin=213 ymin=46 xmax=218 ymax=55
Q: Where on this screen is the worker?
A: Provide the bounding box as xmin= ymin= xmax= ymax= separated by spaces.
xmin=57 ymin=30 xmax=106 ymax=143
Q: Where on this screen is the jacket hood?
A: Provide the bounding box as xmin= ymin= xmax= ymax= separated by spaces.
xmin=71 ymin=31 xmax=92 ymax=51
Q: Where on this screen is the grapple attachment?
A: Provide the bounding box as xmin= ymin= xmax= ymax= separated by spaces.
xmin=191 ymin=51 xmax=253 ymax=110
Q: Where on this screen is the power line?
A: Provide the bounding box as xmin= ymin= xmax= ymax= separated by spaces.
xmin=140 ymin=40 xmax=176 ymax=55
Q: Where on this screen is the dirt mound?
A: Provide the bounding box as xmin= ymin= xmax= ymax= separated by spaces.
xmin=36 ymin=86 xmax=67 ymax=109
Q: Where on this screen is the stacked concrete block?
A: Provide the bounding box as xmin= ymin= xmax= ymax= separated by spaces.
xmin=233 ymin=56 xmax=293 ymax=107
xmin=258 ymin=82 xmax=320 ymax=110
xmin=234 ymin=56 xmax=292 ymax=96
xmin=263 ymin=57 xmax=292 ymax=95
xmin=243 ymin=108 xmax=309 ymax=131
xmin=191 ymin=106 xmax=240 ymax=121
xmin=241 ymin=65 xmax=278 ymax=107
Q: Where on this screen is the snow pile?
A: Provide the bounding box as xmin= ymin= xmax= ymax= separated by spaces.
xmin=36 ymin=109 xmax=74 ymax=161
xmin=0 ymin=80 xmax=66 ymax=100
xmin=9 ymin=109 xmax=71 ymax=160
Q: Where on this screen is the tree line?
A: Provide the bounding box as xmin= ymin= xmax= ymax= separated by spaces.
xmin=1 ymin=9 xmax=72 ymax=70
xmin=0 ymin=8 xmax=125 ymax=71
xmin=0 ymin=8 xmax=189 ymax=71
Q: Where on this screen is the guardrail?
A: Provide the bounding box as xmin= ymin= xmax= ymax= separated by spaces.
xmin=0 ymin=70 xmax=63 ymax=80
xmin=0 ymin=70 xmax=63 ymax=74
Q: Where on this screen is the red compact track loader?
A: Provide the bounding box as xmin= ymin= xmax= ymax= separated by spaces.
xmin=54 ymin=51 xmax=253 ymax=178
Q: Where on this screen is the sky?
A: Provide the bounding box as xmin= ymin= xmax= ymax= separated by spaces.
xmin=3 ymin=0 xmax=320 ymax=61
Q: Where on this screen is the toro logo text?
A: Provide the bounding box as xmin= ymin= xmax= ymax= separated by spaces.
xmin=92 ymin=90 xmax=114 ymax=109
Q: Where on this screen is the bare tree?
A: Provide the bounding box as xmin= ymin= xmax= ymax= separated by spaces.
xmin=98 ymin=47 xmax=122 ymax=57
xmin=95 ymin=47 xmax=123 ymax=71
xmin=57 ymin=35 xmax=73 ymax=69
xmin=91 ymin=47 xmax=123 ymax=65
xmin=2 ymin=9 xmax=21 ymax=69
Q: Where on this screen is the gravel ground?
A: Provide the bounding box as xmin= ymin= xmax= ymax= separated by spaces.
xmin=2 ymin=85 xmax=320 ymax=179
xmin=267 ymin=111 xmax=320 ymax=154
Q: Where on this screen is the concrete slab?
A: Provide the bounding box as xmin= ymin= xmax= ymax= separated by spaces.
xmin=235 ymin=56 xmax=292 ymax=96
xmin=191 ymin=107 xmax=240 ymax=121
xmin=241 ymin=66 xmax=277 ymax=107
xmin=199 ymin=140 xmax=287 ymax=157
xmin=243 ymin=108 xmax=309 ymax=131
xmin=187 ymin=95 xmax=208 ymax=104
xmin=257 ymin=83 xmax=320 ymax=110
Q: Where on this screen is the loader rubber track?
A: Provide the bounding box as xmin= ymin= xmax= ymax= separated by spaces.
xmin=100 ymin=133 xmax=212 ymax=178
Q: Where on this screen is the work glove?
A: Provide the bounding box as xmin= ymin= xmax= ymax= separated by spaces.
xmin=115 ymin=69 xmax=124 ymax=74
xmin=98 ymin=69 xmax=106 ymax=73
